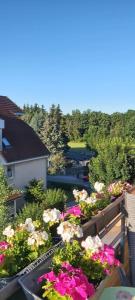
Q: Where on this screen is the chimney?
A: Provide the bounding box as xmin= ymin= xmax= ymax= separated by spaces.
xmin=0 ymin=119 xmax=5 ymax=151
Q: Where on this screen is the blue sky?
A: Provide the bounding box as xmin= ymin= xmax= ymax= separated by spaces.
xmin=0 ymin=0 xmax=135 ymax=113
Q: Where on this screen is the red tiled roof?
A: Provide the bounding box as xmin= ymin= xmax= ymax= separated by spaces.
xmin=0 ymin=96 xmax=22 ymax=116
xmin=0 ymin=97 xmax=49 ymax=162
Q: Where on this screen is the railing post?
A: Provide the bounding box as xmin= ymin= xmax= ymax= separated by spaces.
xmin=120 ymin=199 xmax=126 ymax=263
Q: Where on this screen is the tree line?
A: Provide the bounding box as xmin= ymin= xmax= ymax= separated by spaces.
xmin=23 ymin=104 xmax=135 ymax=144
xmin=22 ymin=104 xmax=135 ymax=181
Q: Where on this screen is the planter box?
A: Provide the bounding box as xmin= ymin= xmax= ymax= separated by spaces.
xmin=19 ymin=265 xmax=122 ymax=300
xmin=82 ymin=195 xmax=124 ymax=239
xmin=91 ymin=267 xmax=123 ymax=300
xmin=0 ymin=242 xmax=62 ymax=300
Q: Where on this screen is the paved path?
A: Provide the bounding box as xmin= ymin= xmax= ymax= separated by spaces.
xmin=47 ymin=175 xmax=92 ymax=191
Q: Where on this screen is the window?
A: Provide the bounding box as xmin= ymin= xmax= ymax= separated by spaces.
xmin=7 ymin=166 xmax=14 ymax=178
xmin=14 ymin=112 xmax=23 ymax=116
xmin=2 ymin=137 xmax=11 ymax=147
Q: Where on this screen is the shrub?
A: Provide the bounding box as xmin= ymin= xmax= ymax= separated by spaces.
xmin=15 ymin=188 xmax=66 ymax=225
xmin=42 ymin=188 xmax=66 ymax=211
xmin=15 ymin=202 xmax=43 ymax=225
xmin=24 ymin=179 xmax=45 ymax=203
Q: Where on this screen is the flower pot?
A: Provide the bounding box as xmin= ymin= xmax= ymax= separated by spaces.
xmin=91 ymin=267 xmax=122 ymax=300
xmin=19 ymin=264 xmax=121 ymax=300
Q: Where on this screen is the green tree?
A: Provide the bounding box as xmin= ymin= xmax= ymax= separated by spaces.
xmin=22 ymin=103 xmax=46 ymax=135
xmin=89 ymin=138 xmax=135 ymax=185
xmin=48 ymin=152 xmax=66 ymax=175
xmin=41 ymin=104 xmax=68 ymax=154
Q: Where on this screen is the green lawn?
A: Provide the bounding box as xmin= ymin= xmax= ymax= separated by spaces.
xmin=68 ymin=141 xmax=86 ymax=148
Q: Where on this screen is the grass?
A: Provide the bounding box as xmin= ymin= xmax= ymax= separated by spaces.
xmin=68 ymin=141 xmax=86 ymax=148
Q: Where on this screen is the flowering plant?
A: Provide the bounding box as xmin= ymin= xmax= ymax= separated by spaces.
xmin=38 ymin=262 xmax=95 ymax=300
xmin=52 ymin=240 xmax=82 ymax=269
xmin=43 ymin=208 xmax=61 ymax=226
xmin=107 ymin=181 xmax=132 ymax=197
xmin=82 ymin=235 xmax=120 ymax=275
xmin=73 ymin=189 xmax=110 ymax=219
xmin=0 ymin=218 xmax=52 ymax=277
xmin=94 ymin=182 xmax=105 ymax=193
xmin=73 ymin=189 xmax=88 ymax=202
xmin=107 ymin=181 xmax=124 ymax=197
xmin=60 ymin=206 xmax=82 ymax=225
xmin=57 ymin=221 xmax=83 ymax=242
xmin=52 ymin=234 xmax=120 ymax=286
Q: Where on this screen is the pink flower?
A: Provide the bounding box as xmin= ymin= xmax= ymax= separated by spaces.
xmin=91 ymin=244 xmax=120 ymax=269
xmin=66 ymin=206 xmax=82 ymax=217
xmin=0 ymin=254 xmax=5 ymax=265
xmin=61 ymin=206 xmax=82 ymax=220
xmin=40 ymin=263 xmax=95 ymax=300
xmin=0 ymin=241 xmax=9 ymax=250
xmin=62 ymin=261 xmax=75 ymax=272
xmin=37 ymin=271 xmax=56 ymax=283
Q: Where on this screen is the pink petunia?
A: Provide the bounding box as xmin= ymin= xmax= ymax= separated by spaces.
xmin=37 ymin=271 xmax=56 ymax=283
xmin=0 ymin=254 xmax=5 ymax=265
xmin=91 ymin=244 xmax=120 ymax=268
xmin=66 ymin=206 xmax=82 ymax=217
xmin=40 ymin=262 xmax=95 ymax=300
xmin=0 ymin=241 xmax=9 ymax=251
xmin=60 ymin=206 xmax=82 ymax=220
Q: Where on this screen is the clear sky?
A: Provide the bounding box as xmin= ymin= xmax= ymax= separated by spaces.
xmin=0 ymin=0 xmax=135 ymax=113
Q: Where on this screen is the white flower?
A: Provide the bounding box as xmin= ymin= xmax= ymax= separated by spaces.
xmin=27 ymin=237 xmax=35 ymax=246
xmin=57 ymin=221 xmax=83 ymax=242
xmin=73 ymin=189 xmax=88 ymax=201
xmin=3 ymin=225 xmax=14 ymax=238
xmin=85 ymin=197 xmax=97 ymax=205
xmin=25 ymin=218 xmax=35 ymax=232
xmin=81 ymin=235 xmax=102 ymax=253
xmin=79 ymin=189 xmax=88 ymax=201
xmin=73 ymin=189 xmax=79 ymax=199
xmin=94 ymin=182 xmax=105 ymax=193
xmin=40 ymin=231 xmax=48 ymax=241
xmin=27 ymin=230 xmax=48 ymax=247
xmin=74 ymin=225 xmax=83 ymax=238
xmin=43 ymin=208 xmax=61 ymax=223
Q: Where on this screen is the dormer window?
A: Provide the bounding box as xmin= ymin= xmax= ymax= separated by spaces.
xmin=14 ymin=112 xmax=23 ymax=116
xmin=2 ymin=137 xmax=11 ymax=148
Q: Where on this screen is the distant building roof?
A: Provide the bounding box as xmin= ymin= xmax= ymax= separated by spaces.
xmin=0 ymin=97 xmax=49 ymax=163
xmin=0 ymin=96 xmax=23 ymax=116
xmin=66 ymin=148 xmax=93 ymax=162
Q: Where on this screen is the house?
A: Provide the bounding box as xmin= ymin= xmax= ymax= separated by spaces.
xmin=0 ymin=96 xmax=49 ymax=188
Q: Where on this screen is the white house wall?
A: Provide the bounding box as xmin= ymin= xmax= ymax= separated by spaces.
xmin=13 ymin=157 xmax=47 ymax=189
xmin=0 ymin=154 xmax=47 ymax=189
